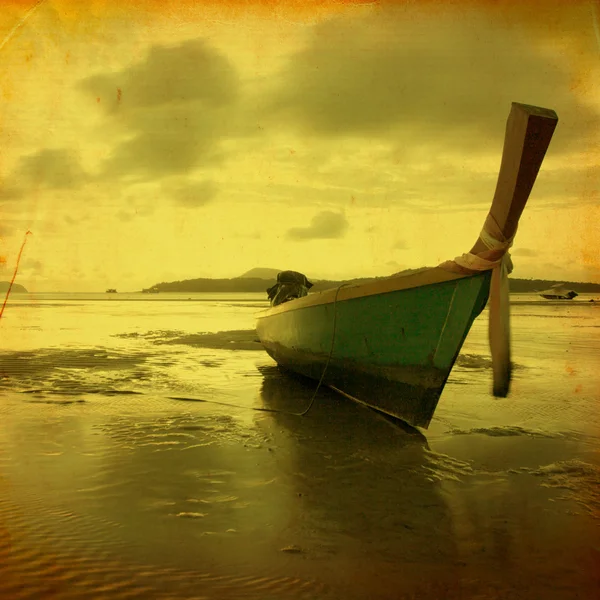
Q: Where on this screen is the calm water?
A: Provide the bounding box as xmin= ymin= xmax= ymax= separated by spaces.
xmin=1 ymin=291 xmax=599 ymax=599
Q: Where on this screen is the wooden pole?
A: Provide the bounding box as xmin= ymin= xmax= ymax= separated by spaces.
xmin=470 ymin=103 xmax=558 ymax=257
xmin=471 ymin=103 xmax=558 ymax=398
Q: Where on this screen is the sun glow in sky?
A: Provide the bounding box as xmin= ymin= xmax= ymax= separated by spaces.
xmin=1 ymin=0 xmax=599 ymax=292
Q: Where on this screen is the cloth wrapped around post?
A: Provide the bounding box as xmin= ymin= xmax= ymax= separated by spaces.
xmin=267 ymin=271 xmax=313 ymax=307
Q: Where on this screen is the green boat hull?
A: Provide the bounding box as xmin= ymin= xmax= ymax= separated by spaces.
xmin=256 ymin=272 xmax=492 ymax=428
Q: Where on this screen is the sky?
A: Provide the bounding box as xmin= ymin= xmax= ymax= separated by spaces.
xmin=0 ymin=0 xmax=599 ymax=292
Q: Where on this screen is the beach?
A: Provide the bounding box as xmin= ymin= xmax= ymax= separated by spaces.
xmin=0 ymin=291 xmax=599 ymax=599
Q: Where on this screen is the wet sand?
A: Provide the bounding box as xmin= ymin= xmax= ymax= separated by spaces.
xmin=1 ymin=293 xmax=599 ymax=598
xmin=1 ymin=373 xmax=599 ymax=599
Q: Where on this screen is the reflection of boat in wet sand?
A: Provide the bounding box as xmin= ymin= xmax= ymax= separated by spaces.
xmin=539 ymin=284 xmax=578 ymax=300
xmin=256 ymin=103 xmax=558 ymax=429
xmin=259 ymin=364 xmax=428 ymax=443
xmin=256 ymin=366 xmax=465 ymax=590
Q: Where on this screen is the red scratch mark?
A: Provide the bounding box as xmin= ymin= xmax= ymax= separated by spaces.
xmin=0 ymin=231 xmax=32 ymax=321
xmin=96 ymin=97 xmax=101 ymax=103
xmin=117 ymin=88 xmax=122 ymax=102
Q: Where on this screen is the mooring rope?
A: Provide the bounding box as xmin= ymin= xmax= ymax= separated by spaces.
xmin=168 ymin=283 xmax=348 ymax=417
xmin=296 ymin=283 xmax=348 ymax=416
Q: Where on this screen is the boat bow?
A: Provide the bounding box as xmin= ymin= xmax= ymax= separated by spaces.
xmin=256 ymin=102 xmax=559 ymax=427
xmin=439 ymin=103 xmax=558 ymax=397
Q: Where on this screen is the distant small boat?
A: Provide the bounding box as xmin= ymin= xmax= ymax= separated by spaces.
xmin=106 ymin=288 xmax=117 ymax=293
xmin=539 ymin=284 xmax=578 ymax=300
xmin=256 ymin=103 xmax=559 ymax=429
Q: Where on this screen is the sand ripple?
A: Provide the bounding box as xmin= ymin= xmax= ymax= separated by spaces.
xmin=0 ymin=493 xmax=331 ymax=599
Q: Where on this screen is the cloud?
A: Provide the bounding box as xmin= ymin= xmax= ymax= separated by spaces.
xmin=0 ymin=181 xmax=23 ymax=201
xmin=2 ymin=149 xmax=87 ymax=199
xmin=19 ymin=148 xmax=86 ymax=188
xmin=80 ymin=38 xmax=241 ymax=181
xmin=116 ymin=198 xmax=157 ymax=222
xmin=20 ymin=258 xmax=44 ymax=274
xmin=0 ymin=218 xmax=35 ymax=239
xmin=267 ymin=6 xmax=599 ymax=154
xmin=287 ymin=211 xmax=348 ymax=240
xmin=526 ymin=163 xmax=600 ymax=208
xmin=392 ymin=240 xmax=408 ymax=250
xmin=386 ymin=260 xmax=403 ymax=269
xmin=164 ymin=179 xmax=218 ymax=208
xmin=84 ymin=39 xmax=238 ymax=113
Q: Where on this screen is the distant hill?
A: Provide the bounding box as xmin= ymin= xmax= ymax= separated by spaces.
xmin=141 ymin=277 xmax=274 ymax=293
xmin=142 ymin=272 xmax=600 ymax=294
xmin=237 ymin=268 xmax=282 ymax=279
xmin=0 ymin=281 xmax=28 ymax=293
xmin=508 ymin=278 xmax=600 ymax=293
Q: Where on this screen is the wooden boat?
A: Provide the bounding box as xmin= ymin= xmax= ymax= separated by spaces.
xmin=105 ymin=288 xmax=117 ymax=293
xmin=256 ymin=103 xmax=558 ymax=429
xmin=539 ymin=284 xmax=578 ymax=300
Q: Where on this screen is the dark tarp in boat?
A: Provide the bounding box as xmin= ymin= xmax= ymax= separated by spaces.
xmin=267 ymin=271 xmax=313 ymax=307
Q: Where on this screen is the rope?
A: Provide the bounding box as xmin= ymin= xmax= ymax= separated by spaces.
xmin=296 ymin=283 xmax=347 ymax=416
xmin=451 ymin=215 xmax=515 ymax=274
xmin=439 ymin=213 xmax=514 ymax=397
xmin=168 ymin=283 xmax=348 ymax=417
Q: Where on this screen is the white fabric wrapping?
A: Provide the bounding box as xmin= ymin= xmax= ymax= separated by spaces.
xmin=445 ymin=215 xmax=515 ymax=397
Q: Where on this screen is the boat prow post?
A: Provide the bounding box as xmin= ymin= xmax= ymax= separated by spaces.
xmin=440 ymin=102 xmax=559 ymax=397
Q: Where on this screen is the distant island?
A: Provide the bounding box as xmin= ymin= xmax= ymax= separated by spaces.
xmin=0 ymin=281 xmax=28 ymax=293
xmin=141 ymin=268 xmax=600 ymax=295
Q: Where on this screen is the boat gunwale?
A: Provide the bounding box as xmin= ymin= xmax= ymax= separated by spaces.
xmin=256 ymin=266 xmax=477 ymax=319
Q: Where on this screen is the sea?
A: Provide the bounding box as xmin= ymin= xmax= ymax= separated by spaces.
xmin=0 ymin=291 xmax=598 ymax=599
